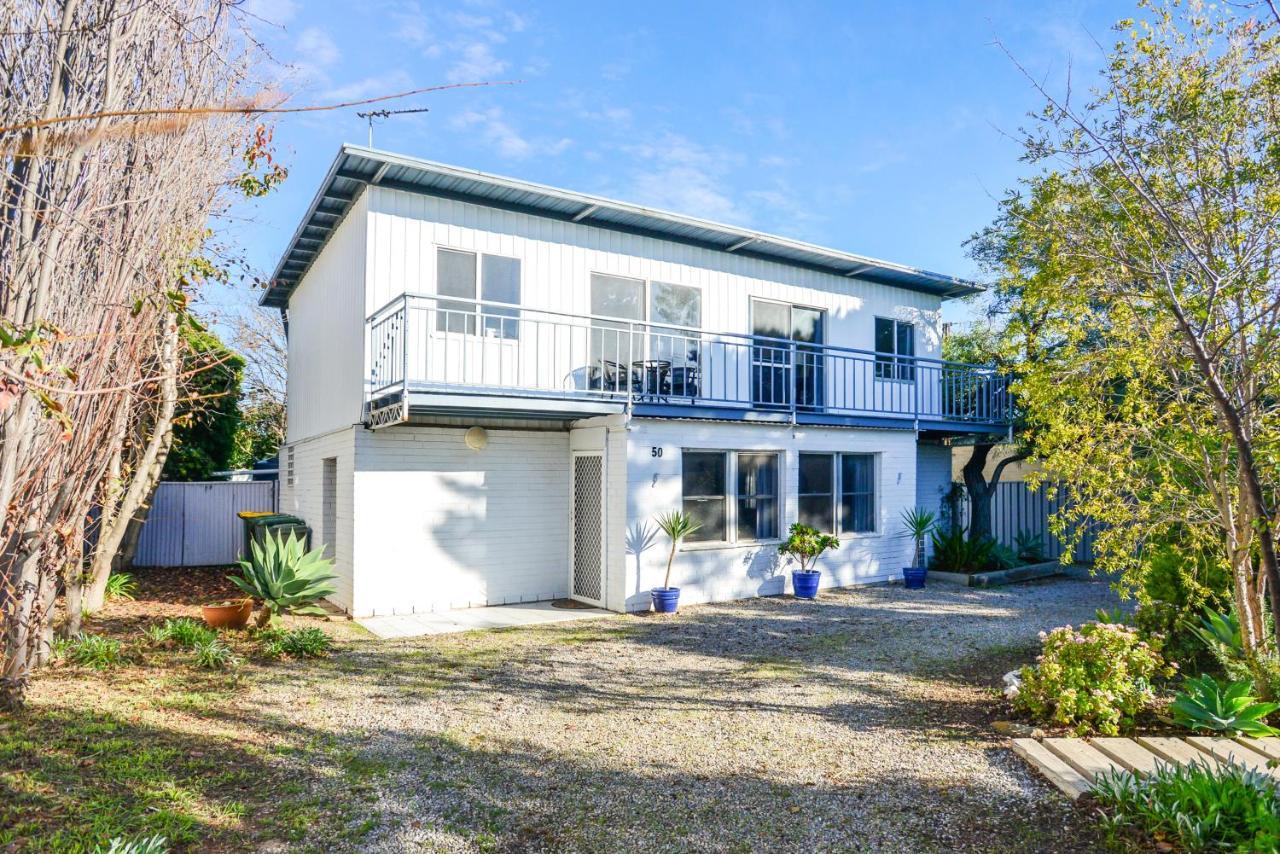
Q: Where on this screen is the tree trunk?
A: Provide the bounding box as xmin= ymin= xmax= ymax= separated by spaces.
xmin=961 ymin=443 xmax=1029 ymax=543
xmin=83 ymin=315 xmax=179 ymax=613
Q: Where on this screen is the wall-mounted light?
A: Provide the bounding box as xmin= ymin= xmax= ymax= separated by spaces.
xmin=464 ymin=426 xmax=489 ymax=451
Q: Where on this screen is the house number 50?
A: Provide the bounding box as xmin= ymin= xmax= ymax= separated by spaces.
xmin=651 ymin=447 xmax=664 ymax=458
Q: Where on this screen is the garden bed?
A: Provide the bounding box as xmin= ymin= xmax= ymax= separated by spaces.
xmin=929 ymin=560 xmax=1069 ymax=588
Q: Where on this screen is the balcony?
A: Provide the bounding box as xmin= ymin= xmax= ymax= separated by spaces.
xmin=366 ymin=294 xmax=1012 ymax=433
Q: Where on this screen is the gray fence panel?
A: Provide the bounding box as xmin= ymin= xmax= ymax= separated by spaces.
xmin=954 ymin=480 xmax=1096 ymax=564
xmin=134 ymin=481 xmax=278 ymax=567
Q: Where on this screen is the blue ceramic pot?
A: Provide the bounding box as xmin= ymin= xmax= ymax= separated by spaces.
xmin=902 ymin=567 xmax=927 ymax=589
xmin=792 ymin=570 xmax=821 ymax=599
xmin=651 ymin=587 xmax=681 ymax=613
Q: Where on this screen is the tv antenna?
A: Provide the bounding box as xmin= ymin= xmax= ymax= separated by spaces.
xmin=355 ymin=106 xmax=431 ymax=147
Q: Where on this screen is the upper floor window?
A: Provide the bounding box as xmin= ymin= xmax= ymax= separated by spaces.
xmin=875 ymin=317 xmax=915 ymax=381
xmin=436 ymin=248 xmax=521 ymax=339
xmin=589 ymin=275 xmax=702 ymax=395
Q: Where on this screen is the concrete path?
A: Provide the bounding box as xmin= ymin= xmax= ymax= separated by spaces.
xmin=358 ymin=600 xmax=610 ymax=639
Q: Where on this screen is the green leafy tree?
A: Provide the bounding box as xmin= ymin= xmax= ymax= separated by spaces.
xmin=777 ymin=523 xmax=840 ymax=573
xmin=976 ymin=1 xmax=1280 ymax=654
xmin=163 ymin=327 xmax=245 ymax=481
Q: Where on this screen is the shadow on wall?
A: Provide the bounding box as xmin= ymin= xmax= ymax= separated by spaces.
xmin=622 ymin=542 xmax=785 ymax=612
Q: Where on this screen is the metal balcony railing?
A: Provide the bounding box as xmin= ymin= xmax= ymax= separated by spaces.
xmin=367 ymin=294 xmax=1012 ymax=425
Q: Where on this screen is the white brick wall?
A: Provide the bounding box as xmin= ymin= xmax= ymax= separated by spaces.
xmin=351 ymin=425 xmax=570 ymax=616
xmin=277 ymin=427 xmax=357 ymax=611
xmin=619 ymin=419 xmax=918 ymax=611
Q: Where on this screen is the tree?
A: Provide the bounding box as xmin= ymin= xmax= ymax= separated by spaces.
xmin=164 ymin=326 xmax=245 ymax=481
xmin=942 ymin=323 xmax=1030 ymax=542
xmin=979 ymin=1 xmax=1280 ymax=654
xmin=228 ymin=306 xmax=286 ymax=468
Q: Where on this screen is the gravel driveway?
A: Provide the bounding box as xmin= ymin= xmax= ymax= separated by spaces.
xmin=242 ymin=577 xmax=1118 ymax=852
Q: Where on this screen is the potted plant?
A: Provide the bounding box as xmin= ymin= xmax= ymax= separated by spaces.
xmin=652 ymin=510 xmax=701 ymax=613
xmin=201 ymin=598 xmax=253 ymax=630
xmin=899 ymin=507 xmax=937 ymax=589
xmin=230 ymin=530 xmax=339 ymax=628
xmin=777 ymin=523 xmax=840 ymax=599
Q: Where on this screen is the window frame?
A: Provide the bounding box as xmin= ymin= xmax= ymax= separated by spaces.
xmin=839 ymin=453 xmax=877 ymax=535
xmin=874 ymin=316 xmax=916 ymax=382
xmin=681 ymin=449 xmax=729 ymax=544
xmin=735 ymin=451 xmax=782 ymax=544
xmin=588 ymin=271 xmax=704 ymax=331
xmin=680 ymin=448 xmax=783 ymax=547
xmin=797 ymin=452 xmax=837 ymax=534
xmin=434 ymin=246 xmax=523 ymax=339
xmin=796 ymin=451 xmax=881 ymax=537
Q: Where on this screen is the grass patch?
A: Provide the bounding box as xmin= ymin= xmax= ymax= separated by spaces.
xmin=58 ymin=634 xmax=127 ymax=670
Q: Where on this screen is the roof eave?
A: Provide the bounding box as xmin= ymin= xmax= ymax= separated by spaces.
xmin=261 ymin=144 xmax=984 ymax=308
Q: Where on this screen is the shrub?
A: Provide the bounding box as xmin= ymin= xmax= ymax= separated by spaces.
xmin=104 ymin=572 xmax=137 ymax=602
xmin=1172 ymin=674 xmax=1280 ymax=737
xmin=230 ymin=530 xmax=338 ymax=628
xmin=64 ymin=634 xmax=125 ymax=670
xmin=146 ymin=617 xmax=215 ymax=649
xmin=190 ymin=637 xmax=239 ymax=670
xmin=928 ymin=527 xmax=998 ymax=573
xmin=777 ymin=523 xmax=840 ymax=574
xmin=1014 ymin=529 xmax=1046 ymax=563
xmin=1092 ymin=761 xmax=1280 ymax=852
xmin=1129 ymin=539 xmax=1232 ymax=671
xmin=1014 ymin=621 xmax=1172 ymax=735
xmin=258 ymin=626 xmax=333 ymax=659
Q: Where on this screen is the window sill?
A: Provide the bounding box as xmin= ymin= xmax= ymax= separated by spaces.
xmin=683 ymin=539 xmax=782 ymax=552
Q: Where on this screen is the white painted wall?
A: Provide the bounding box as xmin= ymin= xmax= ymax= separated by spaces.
xmin=286 ymin=192 xmax=368 ymax=443
xmin=277 ymin=427 xmax=357 ymax=611
xmin=915 ymin=443 xmax=953 ymax=518
xmin=350 ymin=425 xmax=570 ymax=616
xmin=363 ymin=187 xmax=944 ymax=357
xmin=619 ymin=419 xmax=917 ymax=612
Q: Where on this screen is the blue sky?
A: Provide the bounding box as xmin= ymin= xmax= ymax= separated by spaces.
xmin=218 ymin=0 xmax=1126 ymax=327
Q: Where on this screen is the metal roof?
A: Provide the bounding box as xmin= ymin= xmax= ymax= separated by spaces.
xmin=261 ymin=144 xmax=984 ymax=308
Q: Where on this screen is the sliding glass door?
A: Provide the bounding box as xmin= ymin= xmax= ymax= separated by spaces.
xmin=750 ymin=299 xmax=824 ymax=409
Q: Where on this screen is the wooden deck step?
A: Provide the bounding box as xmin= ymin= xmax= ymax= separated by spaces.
xmin=1043 ymin=737 xmax=1120 ymax=783
xmin=1238 ymin=737 xmax=1280 ymax=762
xmin=1089 ymin=737 xmax=1164 ymax=776
xmin=1011 ymin=738 xmax=1093 ymax=800
xmin=1136 ymin=736 xmax=1222 ymax=770
xmin=1186 ymin=737 xmax=1278 ymax=775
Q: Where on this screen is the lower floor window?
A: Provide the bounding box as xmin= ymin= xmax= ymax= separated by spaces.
xmin=682 ymin=451 xmax=727 ymax=542
xmin=798 ymin=452 xmax=878 ymax=535
xmin=682 ymin=450 xmax=781 ymax=544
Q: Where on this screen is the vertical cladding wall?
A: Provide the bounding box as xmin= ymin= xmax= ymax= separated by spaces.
xmin=286 ymin=191 xmax=368 ymax=444
xmin=277 ymin=427 xmax=357 ymax=611
xmin=915 ymin=443 xmax=954 ymax=517
xmin=622 ymin=419 xmax=917 ymax=612
xmin=351 ymin=425 xmax=571 ymax=616
xmin=363 ymin=187 xmax=944 ymax=357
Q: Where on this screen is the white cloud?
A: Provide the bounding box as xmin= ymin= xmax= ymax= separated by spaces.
xmin=447 ymin=41 xmax=508 ymax=82
xmin=451 ymin=107 xmax=571 ymax=160
xmin=323 ymin=70 xmax=415 ymax=103
xmin=622 ymin=133 xmax=750 ymax=224
xmin=296 ymin=27 xmax=340 ymax=67
xmin=239 ymin=0 xmax=297 ymax=27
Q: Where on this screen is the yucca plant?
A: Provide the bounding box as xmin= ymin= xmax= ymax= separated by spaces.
xmin=898 ymin=508 xmax=937 ymax=567
xmin=1171 ymin=674 xmax=1280 ymax=737
xmin=654 ymin=510 xmax=701 ymax=590
xmin=230 ymin=531 xmax=338 ymax=628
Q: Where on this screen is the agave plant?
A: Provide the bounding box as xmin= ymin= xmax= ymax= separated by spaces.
xmin=1171 ymin=674 xmax=1280 ymax=737
xmin=1191 ymin=608 xmax=1244 ymax=660
xmin=654 ymin=510 xmax=701 ymax=590
xmin=230 ymin=531 xmax=338 ymax=628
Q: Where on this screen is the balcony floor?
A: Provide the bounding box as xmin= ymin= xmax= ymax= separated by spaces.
xmin=371 ymin=385 xmax=1009 ymax=436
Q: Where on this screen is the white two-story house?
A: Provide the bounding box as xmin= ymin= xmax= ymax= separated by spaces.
xmin=265 ymin=145 xmax=1009 ymax=617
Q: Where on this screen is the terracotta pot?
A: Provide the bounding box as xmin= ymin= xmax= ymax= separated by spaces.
xmin=202 ymin=598 xmax=253 ymax=630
